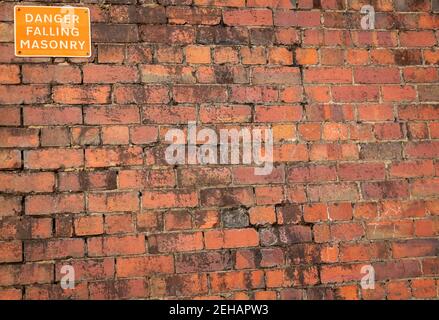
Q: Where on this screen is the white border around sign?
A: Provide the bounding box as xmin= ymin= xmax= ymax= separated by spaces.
xmin=14 ymin=5 xmax=92 ymax=58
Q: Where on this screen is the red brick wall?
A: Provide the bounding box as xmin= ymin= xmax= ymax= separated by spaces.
xmin=0 ymin=0 xmax=439 ymax=300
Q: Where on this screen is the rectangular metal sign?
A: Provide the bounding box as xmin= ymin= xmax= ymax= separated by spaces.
xmin=14 ymin=5 xmax=91 ymax=57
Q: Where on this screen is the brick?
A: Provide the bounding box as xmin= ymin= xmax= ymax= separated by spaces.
xmin=240 ymin=47 xmax=266 ymax=65
xmin=140 ymin=25 xmax=195 ymax=44
xmin=0 ymin=288 xmax=22 ymax=300
xmin=110 ymin=5 xmax=166 ymax=24
xmin=0 ymin=128 xmax=39 ymax=148
xmin=278 ymin=225 xmax=312 ymax=244
xmin=130 ymin=125 xmax=158 ymax=144
xmin=0 ymin=195 xmax=22 ymax=217
xmin=200 ymin=187 xmax=254 ymax=207
xmin=382 ymin=85 xmax=417 ymax=102
xmin=142 ymin=105 xmax=196 ymax=124
xmin=357 ymin=104 xmax=394 ymax=121
xmin=374 ymin=260 xmax=422 ymax=281
xmin=205 ymin=228 xmax=259 ymax=249
xmin=179 ymin=167 xmax=231 ymax=187
xmin=210 ymin=270 xmax=264 ymax=292
xmin=74 ymin=215 xmax=104 ymax=236
xmin=362 ymin=181 xmax=409 ymax=200
xmin=230 ymin=86 xmax=278 ymax=103
xmin=176 ymin=251 xmax=232 ymax=273
xmin=308 ymin=183 xmax=359 ymax=202
xmin=71 ymin=127 xmax=100 ymax=146
xmin=41 ymin=127 xmax=70 ymax=147
xmin=88 ymin=192 xmax=139 ymax=212
xmin=83 ymin=65 xmax=138 ymax=83
xmin=143 ymin=190 xmax=198 ymax=209
xmin=58 ymin=171 xmax=117 ymax=192
xmin=389 ymin=160 xmax=435 ymax=178
xmin=411 ymin=178 xmax=439 ymax=198
xmin=119 ymin=168 xmax=175 ymax=189
xmin=249 ymin=206 xmax=276 ymax=225
xmin=84 ymin=105 xmax=140 ymax=125
xmin=0 ymin=263 xmax=53 ymax=286
xmin=276 ymin=204 xmax=301 ymax=224
xmin=214 ymin=46 xmax=239 ymax=64
xmin=85 ymin=147 xmax=143 ymax=167
xmin=403 ymin=67 xmax=439 ymax=83
xmin=366 ymin=221 xmax=414 ymax=240
xmin=116 ymin=255 xmax=174 ymax=277
xmin=200 ymin=105 xmax=251 ymax=123
xmin=266 ymin=266 xmax=318 ymax=287
xmin=0 ymin=172 xmax=55 ymax=193
xmin=0 ymin=65 xmax=20 ymax=84
xmin=92 ymin=24 xmax=139 ymax=43
xmin=288 ymin=164 xmax=336 ymax=183
xmin=141 ymin=65 xmax=195 ymax=83
xmin=194 ymin=0 xmax=245 ymax=6
xmin=22 ymin=65 xmax=81 ymax=84
xmin=98 ymin=44 xmax=125 ymax=63
xmin=274 ymin=11 xmax=320 ymax=27
xmin=405 ymin=141 xmax=439 ymax=159
xmin=149 ymin=232 xmax=203 ymax=253
xmin=24 ymin=106 xmax=82 ymax=125
xmin=89 ymin=279 xmax=148 ymax=299
xmin=0 ymin=106 xmax=20 ymax=126
xmin=338 ymin=163 xmax=385 ymax=181
xmin=304 ymin=203 xmax=327 ymax=222
xmin=0 ymin=150 xmax=21 ymax=169
xmin=400 ymin=31 xmax=436 ymax=47
xmin=101 ymin=126 xmax=129 ymax=145
xmin=418 ymin=85 xmax=439 ymax=102
xmin=321 ymin=48 xmax=344 ymax=65
xmin=53 ymin=258 xmax=114 ymax=282
xmin=252 ymin=66 xmax=301 ymax=85
xmin=296 ymin=48 xmax=318 ymax=65
xmin=0 ymin=240 xmax=22 ymax=263
xmin=151 ymin=274 xmax=208 ymax=297
xmin=332 ymin=86 xmax=379 ymax=102
xmin=412 ymin=279 xmax=437 ymax=299
xmin=273 ymin=144 xmax=309 ymax=162
xmin=126 ymin=45 xmax=153 ymax=64
xmin=88 ymin=235 xmax=145 ymax=256
xmin=25 ymin=194 xmax=84 ymax=215
xmin=255 ymin=106 xmax=302 ymax=122
xmin=164 ymin=210 xmax=191 ymax=231
xmin=224 ymin=9 xmax=273 ymax=26
xmin=0 ymin=84 xmax=49 ymax=104
xmin=52 ymin=85 xmax=111 ymax=104
xmin=392 ymin=239 xmax=439 ymax=258
xmin=354 ymin=67 xmax=400 ymax=84
xmin=105 ymin=214 xmax=134 ymax=234
xmin=25 ymin=239 xmax=84 ymax=261
xmin=24 ymin=149 xmax=83 ymax=169
xmin=173 ymin=85 xmax=227 ymax=103
xmin=360 ymin=142 xmax=402 ymax=160
xmin=232 ymin=166 xmax=284 ymax=184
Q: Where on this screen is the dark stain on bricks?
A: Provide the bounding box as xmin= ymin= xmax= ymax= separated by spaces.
xmin=214 ymin=66 xmax=234 ymax=84
xmin=276 ymin=204 xmax=302 ymax=224
xmin=394 ymin=50 xmax=422 ymax=66
xmin=78 ymin=171 xmax=91 ymax=190
xmin=313 ymin=0 xmax=322 ymax=9
xmin=221 ymin=207 xmax=249 ymax=228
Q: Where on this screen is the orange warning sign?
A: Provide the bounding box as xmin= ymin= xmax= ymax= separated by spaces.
xmin=14 ymin=5 xmax=91 ymax=57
